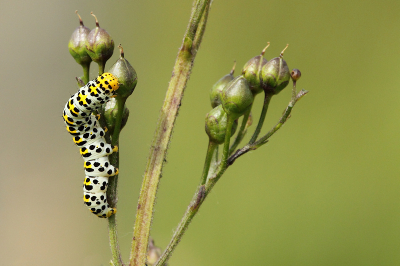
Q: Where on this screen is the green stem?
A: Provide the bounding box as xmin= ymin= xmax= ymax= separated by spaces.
xmin=221 ymin=115 xmax=235 ymax=167
xmin=249 ymin=93 xmax=272 ymax=144
xmin=229 ymin=89 xmax=308 ymax=164
xmin=201 ymin=142 xmax=218 ymax=185
xmin=82 ymin=62 xmax=90 ymax=84
xmin=99 ymin=62 xmax=105 ymax=75
xmin=229 ymin=107 xmax=251 ymax=155
xmin=206 ymin=145 xmax=219 ymax=180
xmin=108 ymin=214 xmax=124 ymax=266
xmin=107 ymin=95 xmax=127 ymax=266
xmin=111 ymin=96 xmax=127 ymax=146
xmin=155 ymin=116 xmax=234 ymax=266
xmin=129 ymin=1 xmax=211 ymax=266
xmin=155 ymin=90 xmax=308 ymax=266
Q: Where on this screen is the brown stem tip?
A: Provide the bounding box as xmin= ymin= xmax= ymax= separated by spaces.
xmin=90 ymin=11 xmax=99 ymax=27
xmin=118 ymin=44 xmax=125 ymax=58
xmin=280 ymin=44 xmax=289 ymax=58
xmin=261 ymin=42 xmax=271 ymax=56
xmin=75 ymin=10 xmax=83 ymax=26
xmin=230 ymin=61 xmax=236 ymax=75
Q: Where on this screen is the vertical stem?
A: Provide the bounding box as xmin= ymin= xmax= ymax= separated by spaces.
xmin=221 ymin=115 xmax=235 ymax=167
xmin=201 ymin=142 xmax=217 ymax=185
xmin=107 ymin=95 xmax=127 ymax=266
xmin=82 ymin=62 xmax=90 ymax=84
xmin=129 ymin=1 xmax=211 ymax=265
xmin=249 ymin=94 xmax=272 ymax=144
xmin=99 ymin=62 xmax=105 ymax=75
xmin=229 ymin=106 xmax=251 ymax=155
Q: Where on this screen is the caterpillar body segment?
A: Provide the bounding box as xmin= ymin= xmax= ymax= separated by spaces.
xmin=63 ymin=73 xmax=120 ymax=218
xmin=72 ymin=127 xmax=106 ymax=147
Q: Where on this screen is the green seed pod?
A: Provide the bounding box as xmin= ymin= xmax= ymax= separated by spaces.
xmin=102 ymin=97 xmax=130 ymax=135
xmin=210 ymin=62 xmax=236 ymax=108
xmin=260 ymin=45 xmax=291 ymax=95
xmin=86 ymin=12 xmax=114 ymax=67
xmin=291 ymin=68 xmax=301 ymax=82
xmin=205 ymin=105 xmax=238 ymax=144
xmin=221 ymin=76 xmax=254 ymax=120
xmin=242 ymin=43 xmax=270 ymax=95
xmin=68 ymin=11 xmax=92 ymax=66
xmin=108 ymin=45 xmax=138 ymax=99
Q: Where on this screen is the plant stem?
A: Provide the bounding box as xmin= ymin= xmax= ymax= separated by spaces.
xmin=129 ymin=1 xmax=212 ymax=265
xmin=82 ymin=62 xmax=90 ymax=84
xmin=221 ymin=115 xmax=235 ymax=167
xmin=107 ymin=95 xmax=127 ymax=266
xmin=155 ymin=89 xmax=308 ymax=266
xmin=99 ymin=62 xmax=105 ymax=75
xmin=201 ymin=142 xmax=218 ymax=185
xmin=229 ymin=89 xmax=308 ymax=165
xmin=229 ymin=107 xmax=251 ymax=155
xmin=249 ymin=93 xmax=272 ymax=144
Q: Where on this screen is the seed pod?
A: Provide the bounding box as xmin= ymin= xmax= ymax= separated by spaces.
xmin=108 ymin=45 xmax=138 ymax=99
xmin=68 ymin=11 xmax=92 ymax=66
xmin=210 ymin=62 xmax=236 ymax=108
xmin=260 ymin=44 xmax=291 ymax=95
xmin=221 ymin=76 xmax=254 ymax=120
xmin=205 ymin=105 xmax=238 ymax=144
xmin=102 ymin=97 xmax=130 ymax=135
xmin=86 ymin=12 xmax=114 ymax=67
xmin=291 ymin=68 xmax=301 ymax=81
xmin=242 ymin=43 xmax=270 ymax=95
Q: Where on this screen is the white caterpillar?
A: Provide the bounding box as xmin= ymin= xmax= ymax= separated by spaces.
xmin=63 ymin=73 xmax=119 ymax=218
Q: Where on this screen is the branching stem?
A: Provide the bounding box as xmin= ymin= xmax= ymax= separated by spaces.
xmin=229 ymin=107 xmax=251 ymax=155
xmin=201 ymin=142 xmax=218 ymax=185
xmin=156 ymin=88 xmax=308 ymax=266
xmin=249 ymin=93 xmax=272 ymax=144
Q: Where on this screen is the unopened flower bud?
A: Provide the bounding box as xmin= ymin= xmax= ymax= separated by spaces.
xmin=102 ymin=97 xmax=129 ymax=135
xmin=68 ymin=11 xmax=92 ymax=66
xmin=291 ymin=68 xmax=301 ymax=81
xmin=242 ymin=43 xmax=270 ymax=95
xmin=205 ymin=105 xmax=238 ymax=144
xmin=221 ymin=76 xmax=254 ymax=120
xmin=146 ymin=238 xmax=164 ymax=266
xmin=210 ymin=62 xmax=236 ymax=108
xmin=86 ymin=12 xmax=114 ymax=67
xmin=108 ymin=45 xmax=138 ymax=99
xmin=260 ymin=44 xmax=291 ymax=95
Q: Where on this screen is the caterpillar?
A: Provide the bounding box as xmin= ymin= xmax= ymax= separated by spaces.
xmin=63 ymin=73 xmax=119 ymax=218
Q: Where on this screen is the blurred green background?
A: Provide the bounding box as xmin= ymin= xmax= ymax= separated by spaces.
xmin=1 ymin=0 xmax=399 ymax=265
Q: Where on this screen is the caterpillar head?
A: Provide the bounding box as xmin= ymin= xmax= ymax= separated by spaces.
xmin=96 ymin=73 xmax=119 ymax=94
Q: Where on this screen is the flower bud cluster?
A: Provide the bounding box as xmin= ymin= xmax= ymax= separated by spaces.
xmin=68 ymin=11 xmax=114 ymax=72
xmin=68 ymin=12 xmax=138 ymax=132
xmin=242 ymin=44 xmax=292 ymax=96
xmin=205 ymin=64 xmax=253 ymax=144
xmin=205 ymin=44 xmax=300 ymax=146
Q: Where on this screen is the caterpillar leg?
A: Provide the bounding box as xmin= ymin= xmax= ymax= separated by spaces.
xmin=83 ymin=175 xmax=116 ymax=218
xmin=83 ymin=192 xmax=117 ymax=218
